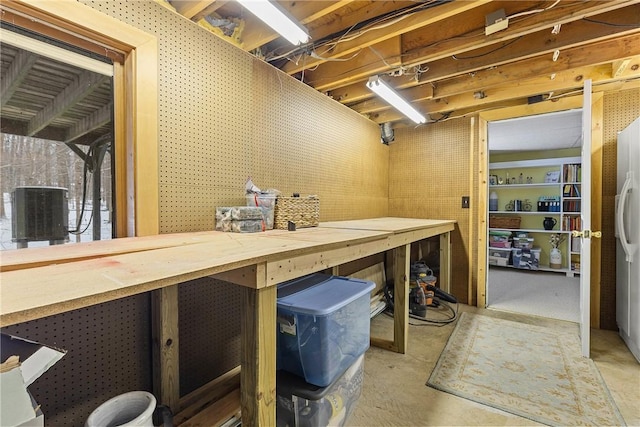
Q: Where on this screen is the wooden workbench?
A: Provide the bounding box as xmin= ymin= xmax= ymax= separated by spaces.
xmin=0 ymin=217 xmax=455 ymax=426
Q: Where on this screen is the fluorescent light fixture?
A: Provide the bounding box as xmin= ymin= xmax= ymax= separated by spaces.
xmin=366 ymin=76 xmax=427 ymax=124
xmin=237 ymin=0 xmax=309 ymax=46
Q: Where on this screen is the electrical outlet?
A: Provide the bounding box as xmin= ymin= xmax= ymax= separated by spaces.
xmin=462 ymin=196 xmax=470 ymax=208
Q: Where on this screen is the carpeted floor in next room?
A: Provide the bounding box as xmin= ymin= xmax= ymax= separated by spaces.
xmin=348 ymin=304 xmax=640 ymax=426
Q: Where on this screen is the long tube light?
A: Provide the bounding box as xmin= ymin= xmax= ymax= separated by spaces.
xmin=237 ymin=0 xmax=309 ymax=46
xmin=366 ymin=76 xmax=427 ymax=124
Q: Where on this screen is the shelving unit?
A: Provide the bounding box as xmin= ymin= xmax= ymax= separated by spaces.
xmin=488 ymin=156 xmax=582 ymax=276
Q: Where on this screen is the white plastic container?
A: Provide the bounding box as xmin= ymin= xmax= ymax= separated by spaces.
xmin=85 ymin=391 xmax=156 ymax=427
xmin=246 ymin=193 xmax=276 ymax=230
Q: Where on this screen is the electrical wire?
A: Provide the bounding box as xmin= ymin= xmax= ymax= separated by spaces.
xmin=582 ymin=17 xmax=640 ymax=28
xmin=452 ymin=36 xmax=523 ymax=60
xmin=265 ymin=1 xmax=442 ymax=64
xmin=381 ymin=282 xmax=459 ymax=326
xmin=506 ymin=0 xmax=560 ymax=20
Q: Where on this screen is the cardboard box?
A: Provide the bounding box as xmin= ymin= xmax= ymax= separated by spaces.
xmin=1 ymin=334 xmax=66 ymax=427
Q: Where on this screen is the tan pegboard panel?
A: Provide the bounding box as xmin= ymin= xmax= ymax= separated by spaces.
xmin=178 ymin=277 xmax=242 ymax=395
xmin=75 ymin=1 xmax=389 ymax=418
xmin=1 ymin=295 xmax=152 ymax=427
xmin=247 ymin=60 xmax=388 ymax=221
xmin=389 ymin=118 xmax=472 ymax=301
xmin=600 ymin=88 xmax=640 ymax=329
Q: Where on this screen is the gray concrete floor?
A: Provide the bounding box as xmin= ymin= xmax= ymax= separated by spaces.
xmin=349 ymin=304 xmax=640 ymax=426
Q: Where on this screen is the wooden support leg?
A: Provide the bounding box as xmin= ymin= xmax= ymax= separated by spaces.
xmin=440 ymin=231 xmax=452 ymax=294
xmin=393 ymin=244 xmax=410 ymax=354
xmin=152 ymin=285 xmax=180 ymax=412
xmin=240 ymin=265 xmax=276 ymax=426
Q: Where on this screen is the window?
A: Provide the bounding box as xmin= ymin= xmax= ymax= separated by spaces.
xmin=1 ymin=27 xmax=115 ymax=249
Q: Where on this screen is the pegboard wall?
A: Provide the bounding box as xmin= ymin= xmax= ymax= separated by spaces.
xmin=178 ymin=277 xmax=242 ymax=395
xmin=600 ymin=87 xmax=640 ymax=330
xmin=389 ymin=118 xmax=473 ymax=301
xmin=82 ymin=1 xmax=387 ymax=235
xmin=2 ymin=2 xmax=389 ymax=425
xmin=2 ymin=295 xmax=152 ymax=427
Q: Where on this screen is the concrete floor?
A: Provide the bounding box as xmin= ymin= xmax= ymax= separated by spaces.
xmin=349 ymin=304 xmax=640 ymax=426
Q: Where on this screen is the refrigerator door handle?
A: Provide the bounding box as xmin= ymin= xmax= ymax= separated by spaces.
xmin=616 ymin=171 xmax=637 ymax=262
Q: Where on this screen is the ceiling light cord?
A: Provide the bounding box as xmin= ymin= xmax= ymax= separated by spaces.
xmin=507 ymin=0 xmax=560 ymax=21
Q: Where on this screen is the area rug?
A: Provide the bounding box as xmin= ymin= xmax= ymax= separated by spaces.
xmin=427 ymin=312 xmax=626 ymax=426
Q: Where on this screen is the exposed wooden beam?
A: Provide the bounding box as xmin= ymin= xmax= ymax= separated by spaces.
xmin=282 ymin=0 xmax=492 ymax=75
xmin=171 ymin=0 xmax=216 ymax=19
xmin=0 ymin=49 xmax=37 ymax=108
xmin=303 ymin=37 xmax=403 ymax=92
xmin=612 ymin=59 xmax=632 ymax=78
xmin=65 ymin=103 xmax=113 ymax=143
xmin=240 ymin=1 xmax=355 ymax=51
xmin=330 ymin=6 xmax=640 ymax=104
xmin=27 ymin=71 xmax=108 ymax=136
xmin=369 ymin=63 xmax=640 ymax=123
xmin=310 ymin=0 xmax=639 ymax=93
xmin=354 ymin=36 xmax=640 ymax=114
xmin=401 ymin=0 xmax=640 ymax=68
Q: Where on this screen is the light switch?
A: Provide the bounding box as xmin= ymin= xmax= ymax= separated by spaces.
xmin=462 ymin=196 xmax=470 ymax=208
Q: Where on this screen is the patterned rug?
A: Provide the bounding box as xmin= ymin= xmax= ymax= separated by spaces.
xmin=427 ymin=312 xmax=626 ymax=426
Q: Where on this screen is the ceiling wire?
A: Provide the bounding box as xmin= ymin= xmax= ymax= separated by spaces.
xmin=265 ymin=1 xmax=441 ymax=63
xmin=452 ymin=37 xmax=523 ymax=60
xmin=582 ymin=17 xmax=640 ymax=28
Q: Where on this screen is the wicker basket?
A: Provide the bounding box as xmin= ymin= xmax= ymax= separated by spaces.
xmin=274 ymin=196 xmax=320 ymax=229
xmin=489 ymin=215 xmax=521 ymax=229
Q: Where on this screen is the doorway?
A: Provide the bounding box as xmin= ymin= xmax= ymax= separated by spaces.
xmin=485 ymin=110 xmax=583 ymax=322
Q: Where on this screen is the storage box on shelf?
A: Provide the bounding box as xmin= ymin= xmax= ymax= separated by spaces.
xmin=276 ymin=354 xmax=364 ymax=427
xmin=489 ymin=215 xmax=521 ymax=229
xmin=511 ymin=247 xmax=541 ymax=270
xmin=488 ymin=247 xmax=511 ymax=266
xmin=276 ymin=274 xmax=374 ymax=387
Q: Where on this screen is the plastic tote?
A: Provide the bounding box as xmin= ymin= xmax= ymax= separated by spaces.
xmin=85 ymin=391 xmax=156 ymax=427
xmin=277 ymin=274 xmax=374 ymax=387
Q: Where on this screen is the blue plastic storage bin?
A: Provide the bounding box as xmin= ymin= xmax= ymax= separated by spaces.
xmin=277 ymin=274 xmax=374 ymax=387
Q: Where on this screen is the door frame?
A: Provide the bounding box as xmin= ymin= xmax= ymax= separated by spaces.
xmin=476 ymin=94 xmax=603 ymax=329
xmin=1 ymin=0 xmax=160 ymax=238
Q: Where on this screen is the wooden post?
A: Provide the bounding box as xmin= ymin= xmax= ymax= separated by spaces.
xmin=392 ymin=244 xmax=410 ymax=354
xmin=240 ymin=263 xmax=276 ymax=426
xmin=152 ymin=285 xmax=180 ymax=412
xmin=440 ymin=232 xmax=452 ymax=294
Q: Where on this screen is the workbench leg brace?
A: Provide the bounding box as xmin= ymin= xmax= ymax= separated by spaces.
xmin=240 ymin=266 xmax=276 ymax=426
xmin=370 ymin=230 xmax=452 ymax=354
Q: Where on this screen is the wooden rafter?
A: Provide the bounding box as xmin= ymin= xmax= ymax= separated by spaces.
xmin=171 ymin=0 xmax=217 ymax=19
xmin=305 ymin=0 xmax=639 ymax=92
xmin=239 ymin=0 xmax=355 ymax=51
xmin=352 ymin=35 xmax=640 ymax=114
xmin=0 ymin=49 xmax=37 ymax=108
xmin=27 ymin=71 xmax=109 ymax=136
xmin=369 ymin=63 xmax=640 ymax=123
xmin=330 ymin=6 xmax=640 ymax=104
xmin=282 ymin=0 xmax=492 ymax=75
xmin=65 ymin=102 xmax=113 ymax=143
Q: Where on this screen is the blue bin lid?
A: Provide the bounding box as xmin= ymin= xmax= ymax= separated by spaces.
xmin=277 ymin=274 xmax=375 ymax=316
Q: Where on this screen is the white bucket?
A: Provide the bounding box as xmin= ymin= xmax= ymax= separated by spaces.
xmin=86 ymin=391 xmax=156 ymax=427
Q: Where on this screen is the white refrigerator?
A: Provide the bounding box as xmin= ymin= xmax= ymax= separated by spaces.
xmin=616 ymin=116 xmax=640 ymax=363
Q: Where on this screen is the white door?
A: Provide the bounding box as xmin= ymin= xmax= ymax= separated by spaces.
xmin=579 ymin=80 xmax=593 ymax=358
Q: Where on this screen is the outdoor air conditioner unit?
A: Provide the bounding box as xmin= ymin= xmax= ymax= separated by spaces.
xmin=11 ymin=186 xmax=69 ymax=243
